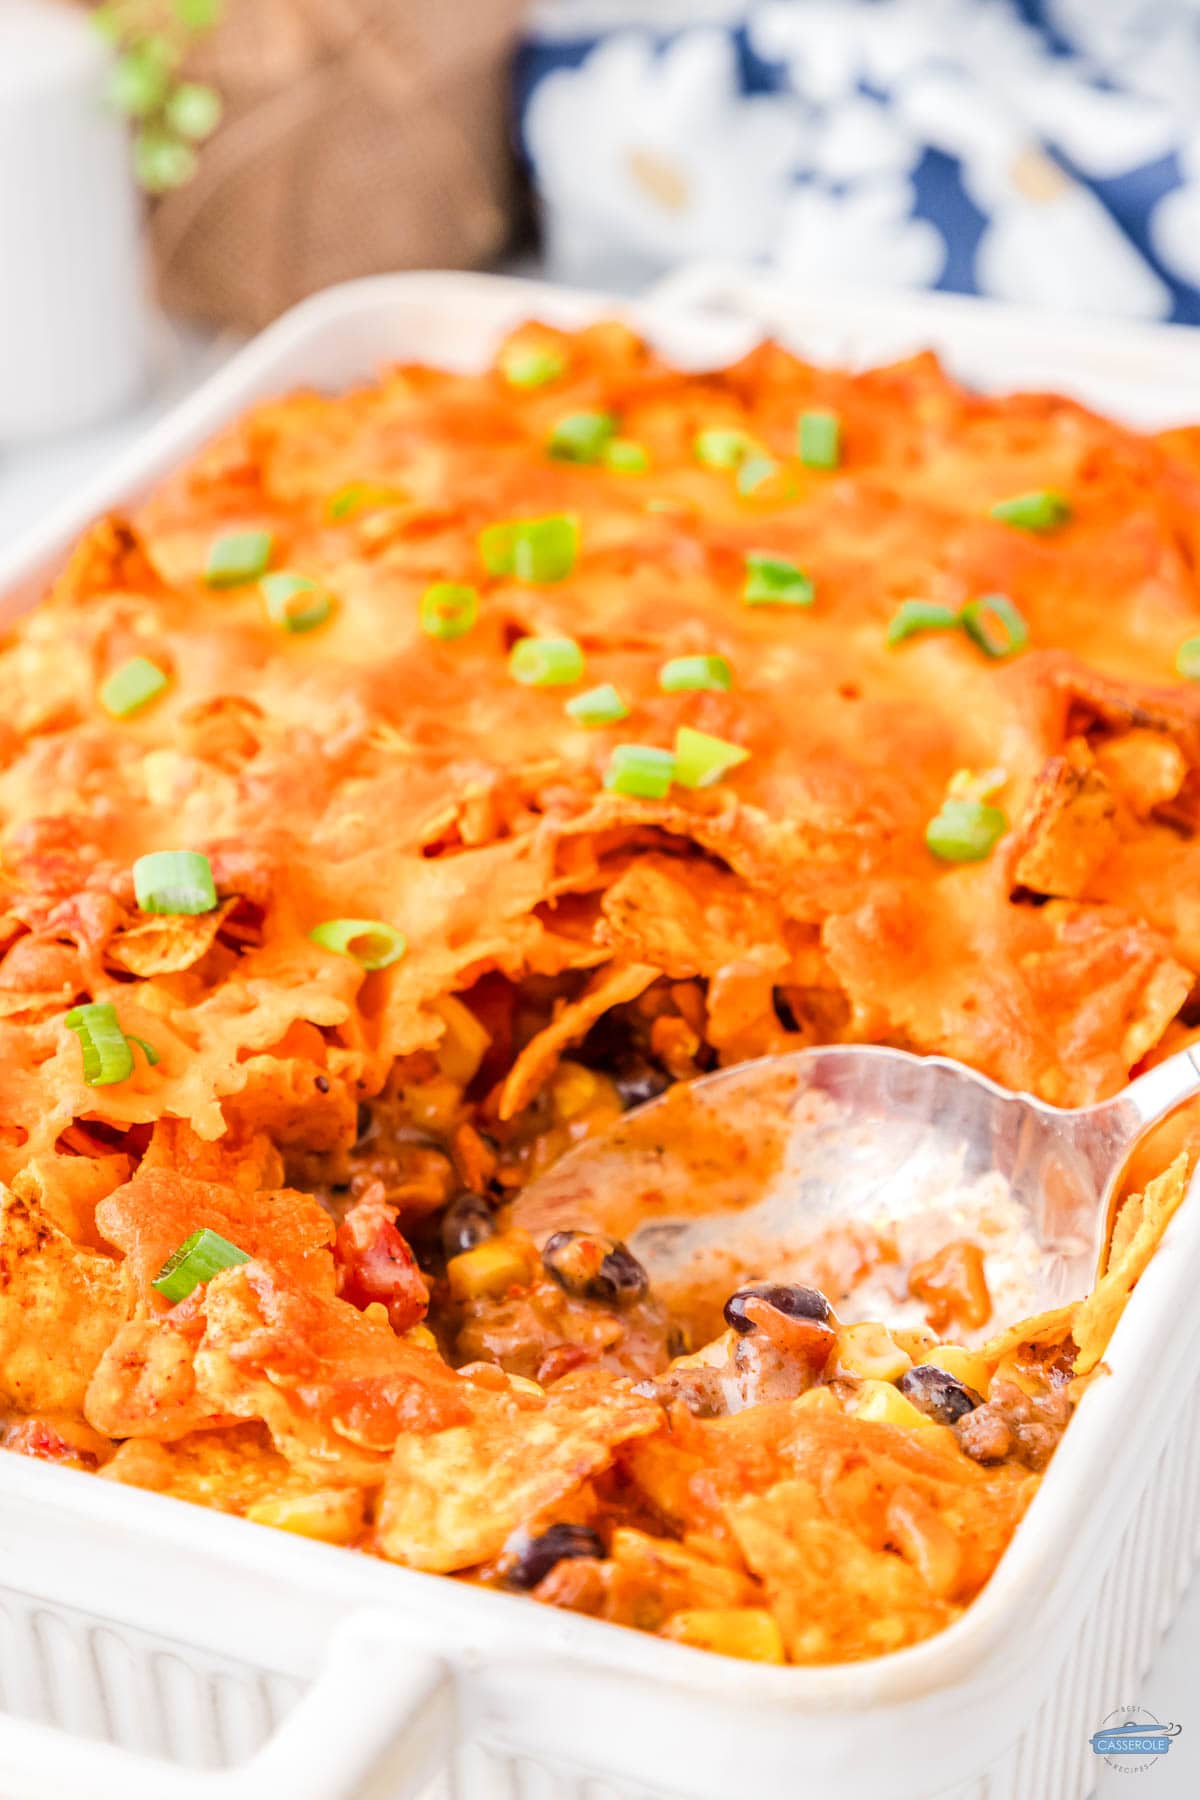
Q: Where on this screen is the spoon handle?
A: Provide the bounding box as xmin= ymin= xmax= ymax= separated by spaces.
xmin=1118 ymin=1044 xmax=1200 ymax=1133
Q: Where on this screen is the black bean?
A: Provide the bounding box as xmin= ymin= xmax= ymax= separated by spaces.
xmin=542 ymin=1230 xmax=649 ymax=1305
xmin=899 ymin=1364 xmax=984 ymax=1425
xmin=723 ymin=1283 xmax=832 ymax=1335
xmin=314 ymin=1074 xmax=330 ymax=1094
xmin=611 ymin=1054 xmax=671 ymax=1111
xmin=441 ymin=1191 xmax=495 ymax=1259
xmin=506 ymin=1523 xmax=605 ymax=1590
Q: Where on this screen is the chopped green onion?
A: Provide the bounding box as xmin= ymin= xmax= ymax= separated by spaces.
xmin=547 ymin=411 xmax=617 ymax=464
xmin=152 ymin=1228 xmax=250 ymax=1303
xmin=694 ymin=428 xmax=756 ymax=469
xmin=926 ymin=799 xmax=1008 ymax=863
xmin=309 ymin=918 xmax=407 ymax=970
xmin=64 ymin=1002 xmax=141 ymax=1087
xmin=260 ymin=572 xmax=333 ymax=633
xmin=479 ymin=514 xmax=579 ymax=583
xmin=960 ymin=594 xmax=1028 ymax=659
xmin=100 ymin=656 xmax=168 ymax=717
xmin=989 ymin=490 xmax=1071 ymax=532
xmin=736 ymin=454 xmax=780 ymax=496
xmin=674 ymin=726 xmax=750 ymax=789
xmin=509 ymin=636 xmax=584 ymax=686
xmin=420 ymin=582 xmax=478 ymax=641
xmin=133 ymin=850 xmax=218 ymax=916
xmin=566 ymin=683 xmax=629 ymax=726
xmin=327 ymin=482 xmax=404 ymax=521
xmin=604 ymin=744 xmax=676 ymax=799
xmin=127 ymin=1034 xmax=161 ymax=1067
xmin=501 ymin=345 xmax=567 ymax=389
xmin=604 ymin=438 xmax=649 ymax=473
xmin=886 ymin=600 xmax=961 ymax=647
xmin=1176 ymin=637 xmax=1200 ymax=680
xmin=205 ymin=529 xmax=273 ymax=587
xmin=743 ymin=551 xmax=814 ymax=608
xmin=659 ymin=654 xmax=733 ymax=693
xmin=798 ymin=410 xmax=841 ymax=469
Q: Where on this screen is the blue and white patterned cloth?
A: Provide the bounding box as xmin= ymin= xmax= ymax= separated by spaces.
xmin=516 ymin=0 xmax=1200 ymax=320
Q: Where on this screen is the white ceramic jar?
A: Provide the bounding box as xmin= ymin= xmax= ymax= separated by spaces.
xmin=0 ymin=0 xmax=148 ymax=440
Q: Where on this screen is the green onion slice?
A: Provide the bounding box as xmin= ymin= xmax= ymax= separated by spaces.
xmin=205 ymin=529 xmax=273 ymax=587
xmin=479 ymin=514 xmax=579 ymax=583
xmin=152 ymin=1228 xmax=250 ymax=1304
xmin=674 ymin=726 xmax=750 ymax=789
xmin=261 ymin=572 xmax=333 ymax=633
xmin=926 ymin=799 xmax=1008 ymax=863
xmin=603 ymin=438 xmax=649 ymax=473
xmin=604 ymin=744 xmax=676 ymax=799
xmin=960 ymin=594 xmax=1029 ymax=659
xmin=659 ymin=654 xmax=733 ymax=693
xmin=743 ymin=551 xmax=814 ymax=607
xmin=694 ymin=428 xmax=756 ymax=469
xmin=989 ymin=490 xmax=1071 ymax=531
xmin=566 ymin=683 xmax=629 ymax=726
xmin=736 ymin=454 xmax=781 ymax=496
xmin=64 ymin=1002 xmax=139 ymax=1087
xmin=886 ymin=600 xmax=961 ymax=647
xmin=798 ymin=409 xmax=841 ymax=469
xmin=310 ymin=918 xmax=407 ymax=970
xmin=509 ymin=636 xmax=584 ymax=686
xmin=1176 ymin=637 xmax=1200 ymax=681
xmin=420 ymin=582 xmax=478 ymax=641
xmin=133 ymin=849 xmax=218 ymax=916
xmin=547 ymin=411 xmax=617 ymax=464
xmin=327 ymin=482 xmax=404 ymax=521
xmin=100 ymin=656 xmax=168 ymax=717
xmin=500 ymin=345 xmax=567 ymax=389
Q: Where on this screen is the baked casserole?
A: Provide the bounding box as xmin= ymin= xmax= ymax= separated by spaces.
xmin=0 ymin=318 xmax=1196 ymax=1668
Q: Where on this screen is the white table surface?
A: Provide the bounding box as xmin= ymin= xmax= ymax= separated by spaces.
xmin=1 ymin=311 xmax=1197 ymax=1800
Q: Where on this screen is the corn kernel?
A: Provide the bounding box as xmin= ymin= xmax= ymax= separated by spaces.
xmin=551 ymin=1060 xmax=601 ymax=1120
xmin=506 ymin=1374 xmax=545 ymax=1398
xmin=892 ymin=1326 xmax=938 ymax=1362
xmin=924 ymin=1344 xmax=992 ymax=1399
xmin=833 ymin=1322 xmax=913 ymax=1383
xmin=661 ymin=1608 xmax=786 ymax=1664
xmin=246 ymin=1488 xmax=364 ymax=1546
xmin=404 ymin=1324 xmax=438 ymax=1352
xmin=794 ymin=1383 xmax=841 ymax=1414
xmin=446 ymin=1238 xmax=530 ymax=1301
xmin=431 ymin=994 xmax=491 ymax=1086
xmin=992 ymin=1354 xmax=1043 ymax=1399
xmin=852 ymin=1379 xmax=931 ymax=1429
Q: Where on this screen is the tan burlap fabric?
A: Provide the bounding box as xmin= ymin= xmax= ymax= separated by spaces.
xmin=148 ymin=0 xmax=526 ymax=328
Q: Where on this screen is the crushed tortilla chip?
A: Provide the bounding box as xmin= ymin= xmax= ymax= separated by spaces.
xmin=1072 ymin=1153 xmax=1191 ymax=1374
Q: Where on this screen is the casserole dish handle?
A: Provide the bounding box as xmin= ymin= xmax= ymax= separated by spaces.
xmin=0 ymin=1609 xmax=454 ymax=1800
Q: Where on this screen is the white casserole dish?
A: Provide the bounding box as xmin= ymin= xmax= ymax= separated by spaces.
xmin=0 ymin=267 xmax=1199 ymax=1800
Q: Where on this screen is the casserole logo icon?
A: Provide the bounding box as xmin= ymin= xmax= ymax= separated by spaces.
xmin=1090 ymin=1706 xmax=1182 ymax=1773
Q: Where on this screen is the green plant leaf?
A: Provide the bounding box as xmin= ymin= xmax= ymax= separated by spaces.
xmin=174 ymin=0 xmax=224 ymax=28
xmin=166 ymin=82 xmax=222 ymax=140
xmin=109 ymin=41 xmax=173 ymax=118
xmin=134 ymin=129 xmax=198 ymax=192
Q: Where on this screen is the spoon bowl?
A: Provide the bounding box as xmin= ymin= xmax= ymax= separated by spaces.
xmin=512 ymin=1043 xmax=1200 ymax=1340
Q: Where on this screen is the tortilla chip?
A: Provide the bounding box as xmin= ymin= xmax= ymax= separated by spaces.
xmin=107 ymin=899 xmax=237 ymax=977
xmin=977 ymin=1305 xmax=1077 ymax=1367
xmin=0 ymin=1188 xmax=125 ymax=1413
xmin=598 ymin=856 xmax=788 ymax=980
xmin=727 ymin=1479 xmax=959 ymax=1663
xmin=95 ymin=1168 xmax=336 ymax=1304
xmin=377 ymin=1370 xmax=662 ymax=1572
xmin=195 ymin=1263 xmax=471 ymax=1482
xmin=1010 ymin=741 xmax=1117 ymax=900
xmin=497 ymin=960 xmax=658 ymax=1120
xmin=1072 ymin=1153 xmax=1191 ymax=1374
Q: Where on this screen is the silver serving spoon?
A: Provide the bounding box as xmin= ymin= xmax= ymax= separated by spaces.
xmin=511 ymin=1044 xmax=1200 ymax=1341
